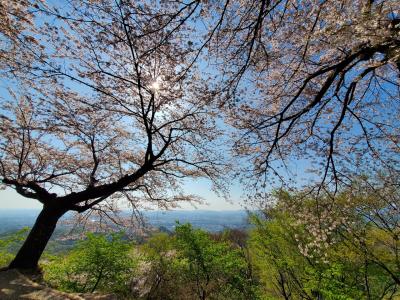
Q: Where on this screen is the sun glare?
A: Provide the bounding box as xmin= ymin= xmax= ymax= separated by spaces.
xmin=151 ymin=78 xmax=161 ymax=91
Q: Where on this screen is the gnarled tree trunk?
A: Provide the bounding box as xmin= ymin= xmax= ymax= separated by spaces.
xmin=8 ymin=205 xmax=68 ymax=270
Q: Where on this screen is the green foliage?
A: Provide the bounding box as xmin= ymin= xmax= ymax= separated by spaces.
xmin=249 ymin=212 xmax=309 ymax=299
xmin=174 ymin=223 xmax=257 ymax=300
xmin=250 ymin=214 xmax=367 ymax=299
xmin=249 ymin=189 xmax=400 ymax=300
xmin=138 ymin=232 xmax=181 ymax=300
xmin=19 ymin=184 xmax=400 ymax=299
xmin=43 ymin=232 xmax=136 ymax=295
xmin=176 ymin=224 xmax=255 ymax=299
xmin=0 ymin=227 xmax=29 ymax=267
xmin=137 ymin=224 xmax=258 ymax=300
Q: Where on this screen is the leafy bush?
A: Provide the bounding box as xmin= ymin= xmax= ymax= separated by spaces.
xmin=138 ymin=223 xmax=259 ymax=300
xmin=249 ymin=190 xmax=400 ymax=299
xmin=137 ymin=232 xmax=183 ymax=300
xmin=43 ymin=232 xmax=136 ymax=295
xmin=175 ymin=223 xmax=257 ymax=300
xmin=0 ymin=227 xmax=29 ymax=267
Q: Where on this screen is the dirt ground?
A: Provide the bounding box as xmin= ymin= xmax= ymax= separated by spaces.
xmin=0 ymin=269 xmax=117 ymax=300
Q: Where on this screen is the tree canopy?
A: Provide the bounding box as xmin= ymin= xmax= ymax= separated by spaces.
xmin=199 ymin=0 xmax=400 ymax=194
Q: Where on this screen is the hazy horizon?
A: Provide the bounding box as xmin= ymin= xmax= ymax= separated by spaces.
xmin=0 ymin=184 xmax=245 ymax=211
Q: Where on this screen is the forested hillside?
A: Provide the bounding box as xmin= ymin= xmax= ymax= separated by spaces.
xmin=1 ymin=186 xmax=399 ymax=299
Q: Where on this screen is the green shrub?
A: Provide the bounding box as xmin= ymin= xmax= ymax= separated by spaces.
xmin=0 ymin=227 xmax=29 ymax=267
xmin=43 ymin=232 xmax=136 ymax=295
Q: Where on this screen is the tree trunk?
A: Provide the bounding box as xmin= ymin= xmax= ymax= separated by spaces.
xmin=8 ymin=205 xmax=68 ymax=270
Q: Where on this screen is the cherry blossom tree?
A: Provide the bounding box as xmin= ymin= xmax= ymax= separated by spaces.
xmin=203 ymin=0 xmax=400 ymax=196
xmin=0 ymin=0 xmax=226 ymax=269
